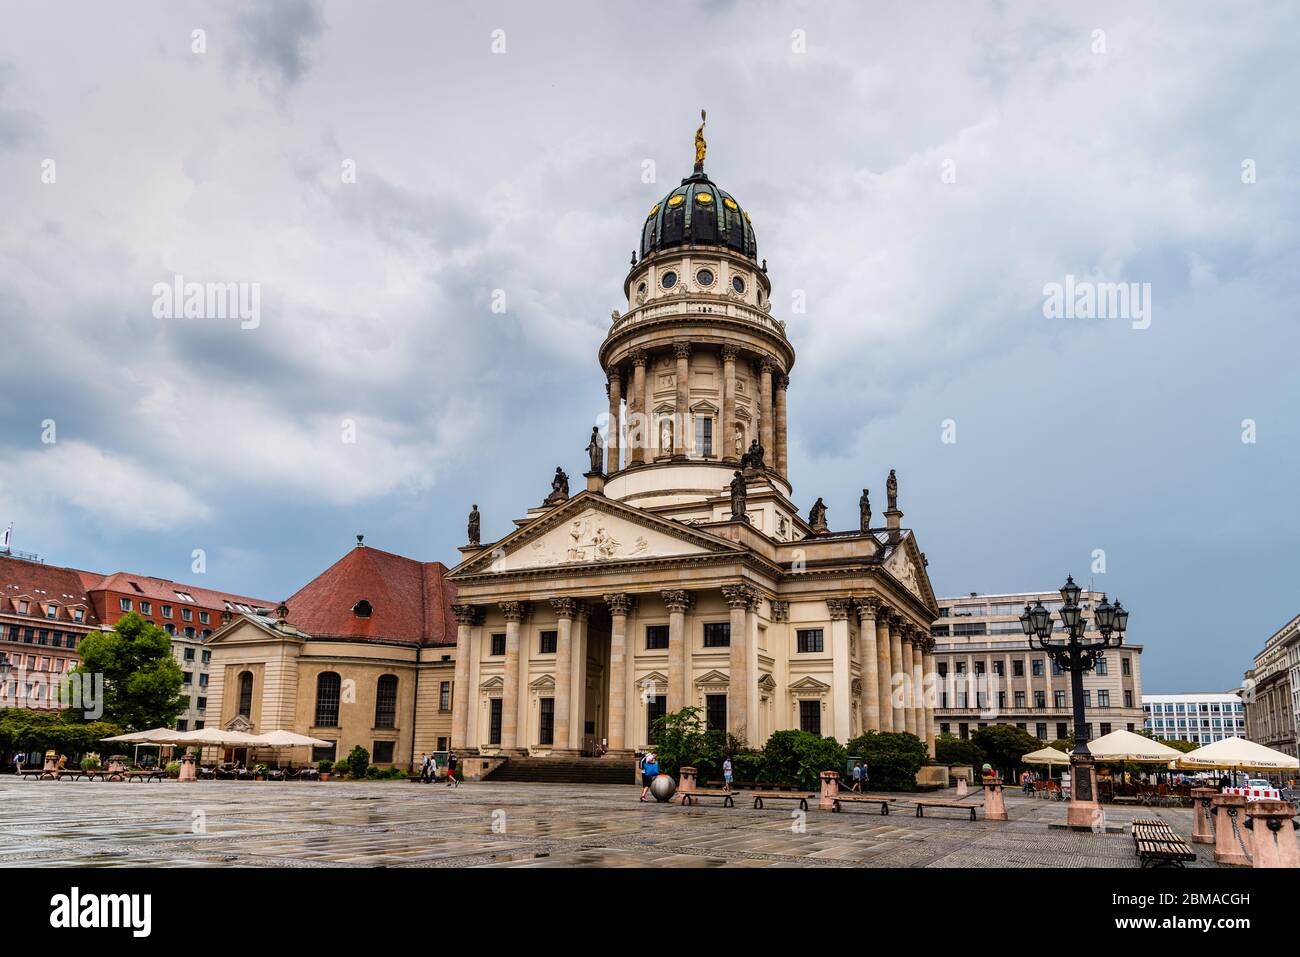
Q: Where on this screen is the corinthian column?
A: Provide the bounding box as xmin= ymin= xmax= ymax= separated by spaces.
xmin=857 ymin=598 xmax=881 ymax=732
xmin=603 ymin=593 xmax=634 ymax=752
xmin=759 ymin=358 xmax=775 ymax=458
xmin=900 ymin=626 xmax=917 ymax=737
xmin=450 ymin=604 xmax=481 ymax=751
xmin=775 ymin=372 xmax=789 ymax=477
xmin=827 ymin=598 xmax=853 ymax=742
xmin=629 ymin=350 xmax=647 ymax=465
xmin=722 ymin=584 xmax=756 ymax=745
xmin=876 ymin=607 xmax=894 ymax=732
xmin=922 ymin=638 xmax=937 ymax=757
xmin=606 ymin=368 xmax=621 ymax=473
xmin=889 ymin=612 xmax=906 ymax=732
xmin=662 ymin=589 xmax=693 ymax=711
xmin=549 ymin=597 xmax=577 ymax=753
xmin=910 ymin=629 xmax=925 ymax=741
xmin=499 ymin=601 xmax=529 ymax=752
xmin=721 ymin=345 xmax=739 ymax=463
xmin=673 ymin=341 xmax=690 ymax=459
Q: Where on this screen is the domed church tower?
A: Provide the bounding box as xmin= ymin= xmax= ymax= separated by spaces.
xmin=446 ymin=117 xmax=940 ymax=769
xmin=601 ymin=112 xmax=797 ymax=536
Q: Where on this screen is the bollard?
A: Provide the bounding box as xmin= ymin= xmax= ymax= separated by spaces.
xmin=1190 ymin=787 xmax=1217 ymax=844
xmin=178 ymin=753 xmax=197 ymax=783
xmin=1245 ymin=800 xmax=1299 ymax=868
xmin=43 ymin=750 xmax=58 ymax=773
xmin=676 ymin=765 xmax=697 ymax=805
xmin=819 ymin=770 xmax=840 ymax=811
xmin=956 ymin=777 xmax=969 ymax=797
xmin=983 ymin=777 xmax=1007 ymax=821
xmin=1211 ymin=793 xmax=1251 ymax=866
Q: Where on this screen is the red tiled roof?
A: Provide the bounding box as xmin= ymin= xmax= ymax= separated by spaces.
xmin=85 ymin=570 xmax=270 ymax=611
xmin=0 ymin=555 xmax=102 ymax=624
xmin=283 ymin=545 xmax=457 ymax=647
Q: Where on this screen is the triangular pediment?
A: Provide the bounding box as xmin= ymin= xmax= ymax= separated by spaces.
xmin=528 ymin=674 xmax=556 ymax=691
xmin=695 ymin=669 xmax=730 ymax=687
xmin=789 ymin=675 xmax=831 ymax=693
xmin=884 ymin=533 xmax=939 ymax=614
xmin=479 ymin=675 xmax=505 ymax=692
xmin=451 ymin=491 xmax=741 ymax=577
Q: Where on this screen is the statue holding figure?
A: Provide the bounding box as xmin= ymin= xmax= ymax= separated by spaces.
xmin=809 ymin=496 xmax=828 ymax=532
xmin=545 ymin=467 xmax=570 ymax=506
xmin=586 ymin=426 xmax=603 ymax=474
xmin=729 ymin=471 xmax=748 ymax=523
xmin=886 ymin=469 xmax=898 ymax=510
xmin=741 ymin=439 xmax=765 ymax=471
xmin=859 ymin=489 xmax=871 ymax=533
xmin=467 ymin=504 xmax=480 ymax=546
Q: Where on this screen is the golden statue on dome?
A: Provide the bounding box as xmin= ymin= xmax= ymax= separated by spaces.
xmin=694 ymin=109 xmax=707 ymax=169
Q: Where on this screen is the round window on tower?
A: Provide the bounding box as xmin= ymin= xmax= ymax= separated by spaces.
xmin=696 ymin=268 xmax=715 ymax=288
xmin=661 ymin=270 xmax=677 ymax=290
xmin=732 ymin=275 xmax=746 ymax=294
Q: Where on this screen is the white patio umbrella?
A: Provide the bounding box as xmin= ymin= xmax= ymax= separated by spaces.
xmin=1175 ymin=737 xmax=1299 ymax=781
xmin=1022 ymin=746 xmax=1071 ymax=778
xmin=248 ymin=729 xmax=333 ymax=773
xmin=101 ymin=728 xmax=182 ymax=744
xmin=1082 ymin=729 xmax=1183 ymax=763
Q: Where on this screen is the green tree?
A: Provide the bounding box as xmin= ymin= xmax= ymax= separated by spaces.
xmin=345 ymin=745 xmax=370 ymax=779
xmin=70 ymin=612 xmax=186 ymax=730
xmin=0 ymin=709 xmax=121 ymax=756
xmin=934 ymin=732 xmax=985 ymax=768
xmin=649 ymin=706 xmax=706 ymax=777
xmin=760 ymin=730 xmax=848 ymax=790
xmin=972 ymin=724 xmax=1044 ymax=779
xmin=846 ymin=731 xmax=927 ymax=791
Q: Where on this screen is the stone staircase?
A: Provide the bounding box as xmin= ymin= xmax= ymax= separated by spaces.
xmin=483 ymin=756 xmax=635 ymax=785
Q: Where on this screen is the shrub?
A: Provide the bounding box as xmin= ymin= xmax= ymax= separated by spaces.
xmin=164 ymin=761 xmax=181 ymax=778
xmin=80 ymin=754 xmax=101 ymax=772
xmin=318 ymin=759 xmax=334 ymax=775
xmin=846 ymin=731 xmax=927 ymax=791
xmin=935 ymin=732 xmax=986 ymax=768
xmin=971 ymin=724 xmax=1043 ymax=780
xmin=759 ymin=730 xmax=847 ymax=790
xmin=345 ymin=745 xmax=370 ymax=780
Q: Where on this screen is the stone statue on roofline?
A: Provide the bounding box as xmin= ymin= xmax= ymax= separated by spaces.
xmin=729 ymin=471 xmax=748 ymax=523
xmin=467 ymin=504 xmax=480 ymax=546
xmin=544 ymin=467 xmax=570 ymax=506
xmin=886 ymin=469 xmax=898 ymax=510
xmin=859 ymin=488 xmax=871 ymax=533
xmin=586 ymin=426 xmax=603 ymax=474
xmin=808 ymin=497 xmax=828 ymax=533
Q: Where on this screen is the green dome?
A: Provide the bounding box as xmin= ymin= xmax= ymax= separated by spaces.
xmin=639 ymin=169 xmax=757 ymax=261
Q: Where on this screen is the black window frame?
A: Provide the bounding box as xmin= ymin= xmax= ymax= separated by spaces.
xmin=798 ymin=699 xmax=821 ymax=735
xmin=796 ymin=628 xmax=824 ymax=654
xmin=314 ymin=671 xmax=341 ymax=727
xmin=702 ymin=622 xmax=731 ymax=648
xmin=705 ymin=693 xmax=727 ymax=732
xmin=645 ymin=624 xmax=669 ymax=650
xmin=372 ymin=740 xmax=395 ymax=764
xmin=374 ymin=674 xmax=398 ymax=729
xmin=490 ymin=633 xmax=506 ymax=657
xmin=489 ymin=698 xmax=503 ymax=745
xmin=237 ymin=671 xmax=254 ymax=718
xmin=538 ymin=630 xmax=557 ymax=654
xmin=539 ymin=697 xmax=554 ymax=746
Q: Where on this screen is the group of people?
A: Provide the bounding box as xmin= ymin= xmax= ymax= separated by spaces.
xmin=417 ymin=751 xmax=459 ymax=786
xmin=1019 ymin=769 xmax=1046 ymax=794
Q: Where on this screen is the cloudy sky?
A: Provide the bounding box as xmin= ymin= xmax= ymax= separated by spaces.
xmin=1 ymin=1 xmax=1296 ymax=692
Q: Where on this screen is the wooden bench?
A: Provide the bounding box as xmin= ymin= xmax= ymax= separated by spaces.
xmin=19 ymin=768 xmax=59 ymax=780
xmin=914 ymin=799 xmax=983 ymax=820
xmin=1135 ymin=837 xmax=1196 ymax=868
xmin=680 ymin=789 xmax=736 ymax=808
xmin=829 ymin=793 xmax=897 ymax=815
xmin=748 ymin=791 xmax=813 ymax=811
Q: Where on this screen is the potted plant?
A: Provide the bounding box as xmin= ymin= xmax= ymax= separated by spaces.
xmin=165 ymin=761 xmax=181 ymax=779
xmin=253 ymin=763 xmax=268 ymax=781
xmin=80 ymin=754 xmax=101 ymax=773
xmin=318 ymin=759 xmax=334 ymax=782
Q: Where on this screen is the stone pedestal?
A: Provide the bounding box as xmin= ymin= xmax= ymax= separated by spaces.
xmin=956 ymin=777 xmax=968 ymax=797
xmin=819 ymin=770 xmax=840 ymax=811
xmin=676 ymin=766 xmax=698 ymax=805
xmin=1066 ymin=755 xmax=1103 ymax=830
xmin=1212 ymin=793 xmax=1251 ymax=866
xmin=983 ymin=780 xmax=1007 ymax=821
xmin=43 ymin=752 xmax=58 ymax=773
xmin=178 ymin=753 xmax=197 ymax=782
xmin=1191 ymin=787 xmax=1217 ymax=844
xmin=584 ymin=470 xmax=606 ymax=495
xmin=1245 ymin=800 xmax=1299 ymax=868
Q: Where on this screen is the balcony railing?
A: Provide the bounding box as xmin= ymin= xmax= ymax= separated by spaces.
xmin=607 ymin=296 xmax=787 ymax=341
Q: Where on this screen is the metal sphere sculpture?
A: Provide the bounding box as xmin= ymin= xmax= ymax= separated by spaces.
xmin=650 ymin=773 xmax=677 ymax=803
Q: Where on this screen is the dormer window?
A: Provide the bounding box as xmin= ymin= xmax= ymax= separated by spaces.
xmin=352 ymin=599 xmax=372 ymax=618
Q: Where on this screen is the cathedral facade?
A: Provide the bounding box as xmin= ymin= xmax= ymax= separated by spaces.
xmin=446 ymin=127 xmax=941 ymax=759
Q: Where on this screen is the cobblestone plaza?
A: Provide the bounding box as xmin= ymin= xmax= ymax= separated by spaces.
xmin=0 ymin=779 xmax=1218 ymax=869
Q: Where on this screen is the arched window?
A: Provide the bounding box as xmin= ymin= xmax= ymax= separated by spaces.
xmin=237 ymin=671 xmax=253 ymax=718
xmin=315 ymin=671 xmax=341 ymax=727
xmin=375 ymin=674 xmax=398 ymax=729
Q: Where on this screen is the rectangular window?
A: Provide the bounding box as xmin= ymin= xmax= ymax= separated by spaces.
xmin=374 ymin=676 xmax=398 ymax=729
xmin=311 ymin=742 xmax=337 ymax=763
xmin=176 ymin=720 xmax=187 ymax=731
xmin=704 ymin=694 xmax=727 ymax=732
xmin=119 ymin=598 xmax=132 ymax=612
xmin=490 ymin=633 xmax=506 ymax=656
xmin=647 ymin=694 xmax=667 ymax=743
xmin=695 ymin=415 xmax=714 ymax=457
xmin=199 ymin=674 xmax=209 ymax=688
xmin=1124 ymin=690 xmax=1133 ymax=708
xmin=539 ymin=697 xmax=555 ymax=745
xmin=440 ymin=681 xmax=451 ymax=712
xmin=1082 ymin=690 xmax=1092 ymax=707
xmin=1121 ymin=658 xmax=1131 ymax=676
xmin=1099 ymin=723 xmax=1112 ymax=737
xmin=958 ymin=722 xmax=969 ymax=740
xmin=1036 ymin=722 xmax=1047 ymax=740
xmin=201 ymin=650 xmax=211 ymax=664
xmin=1034 ymin=690 xmax=1046 ymax=708
xmin=161 ymin=605 xmax=172 ymax=618
xmin=181 ymin=608 xmax=193 ymax=621
xmin=1013 ymin=659 xmax=1025 ymax=677
xmin=796 ymin=628 xmax=824 ymax=653
xmin=197 ymin=697 xmax=207 ymax=712
xmin=1095 ymin=656 xmax=1108 ymax=675
xmin=184 ymin=647 xmax=195 ymax=661
xmin=1054 ymin=690 xmax=1067 ymax=709
xmin=437 ymin=737 xmax=449 ymax=751
xmin=940 ymin=723 xmax=950 ymax=735
xmin=1032 ymin=659 xmax=1044 ymax=677
xmin=703 ymin=622 xmax=730 ymax=648
xmin=182 ymin=672 xmax=192 ymax=686
xmin=1014 ymin=691 xmax=1026 ymax=708
xmin=1057 ymin=723 xmax=1068 ymax=739
xmin=799 ymin=699 xmax=821 ymax=735
xmin=140 ymin=602 xmax=152 ymax=615
xmin=489 ymin=699 xmax=503 ymax=745
xmin=1097 ymin=690 xmax=1110 ymax=707
xmin=72 ymin=609 xmax=83 ymax=622
xmin=645 ymin=625 xmax=669 ymax=650
xmin=372 ymin=741 xmax=395 ymax=763
xmin=199 ymin=611 xmax=209 ymax=624
xmin=538 ymin=630 xmax=557 ymax=654
xmin=992 ymin=661 xmax=1004 ymax=677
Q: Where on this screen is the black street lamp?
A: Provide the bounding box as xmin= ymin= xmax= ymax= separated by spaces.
xmin=1019 ymin=576 xmax=1129 ymax=824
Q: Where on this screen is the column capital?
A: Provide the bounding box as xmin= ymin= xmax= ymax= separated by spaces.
xmin=855 ymin=596 xmax=884 ymax=619
xmin=660 ymin=589 xmax=694 ymax=614
xmin=673 ymin=341 xmax=691 ymax=359
xmin=776 ymin=372 xmax=789 ymax=390
xmin=826 ymin=597 xmax=854 ymax=620
xmin=451 ymin=603 xmax=483 ymax=626
xmin=499 ymin=600 xmax=530 ymax=623
xmin=720 ymin=344 xmax=740 ymax=362
xmin=759 ymin=356 xmax=777 ymax=374
xmin=606 ymin=365 xmax=621 ymax=383
xmin=629 ymin=348 xmax=648 ymax=368
xmin=886 ymin=610 xmax=905 ymax=629
xmin=549 ymin=597 xmax=579 ymax=620
xmin=603 ymin=592 xmax=637 ymax=616
xmin=721 ymin=583 xmax=759 ymax=610
xmin=769 ymin=599 xmax=790 ymax=622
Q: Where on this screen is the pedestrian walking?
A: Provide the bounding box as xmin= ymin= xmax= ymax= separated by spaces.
xmin=850 ymin=763 xmax=862 ymax=792
xmin=446 ymin=750 xmax=459 ymax=787
xmin=419 ymin=752 xmax=430 ymax=783
xmin=639 ymin=749 xmax=659 ymax=802
xmin=723 ymin=756 xmax=734 ymax=793
xmin=428 ymin=753 xmax=438 ymax=783
xmin=861 ymin=759 xmax=869 ymax=790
